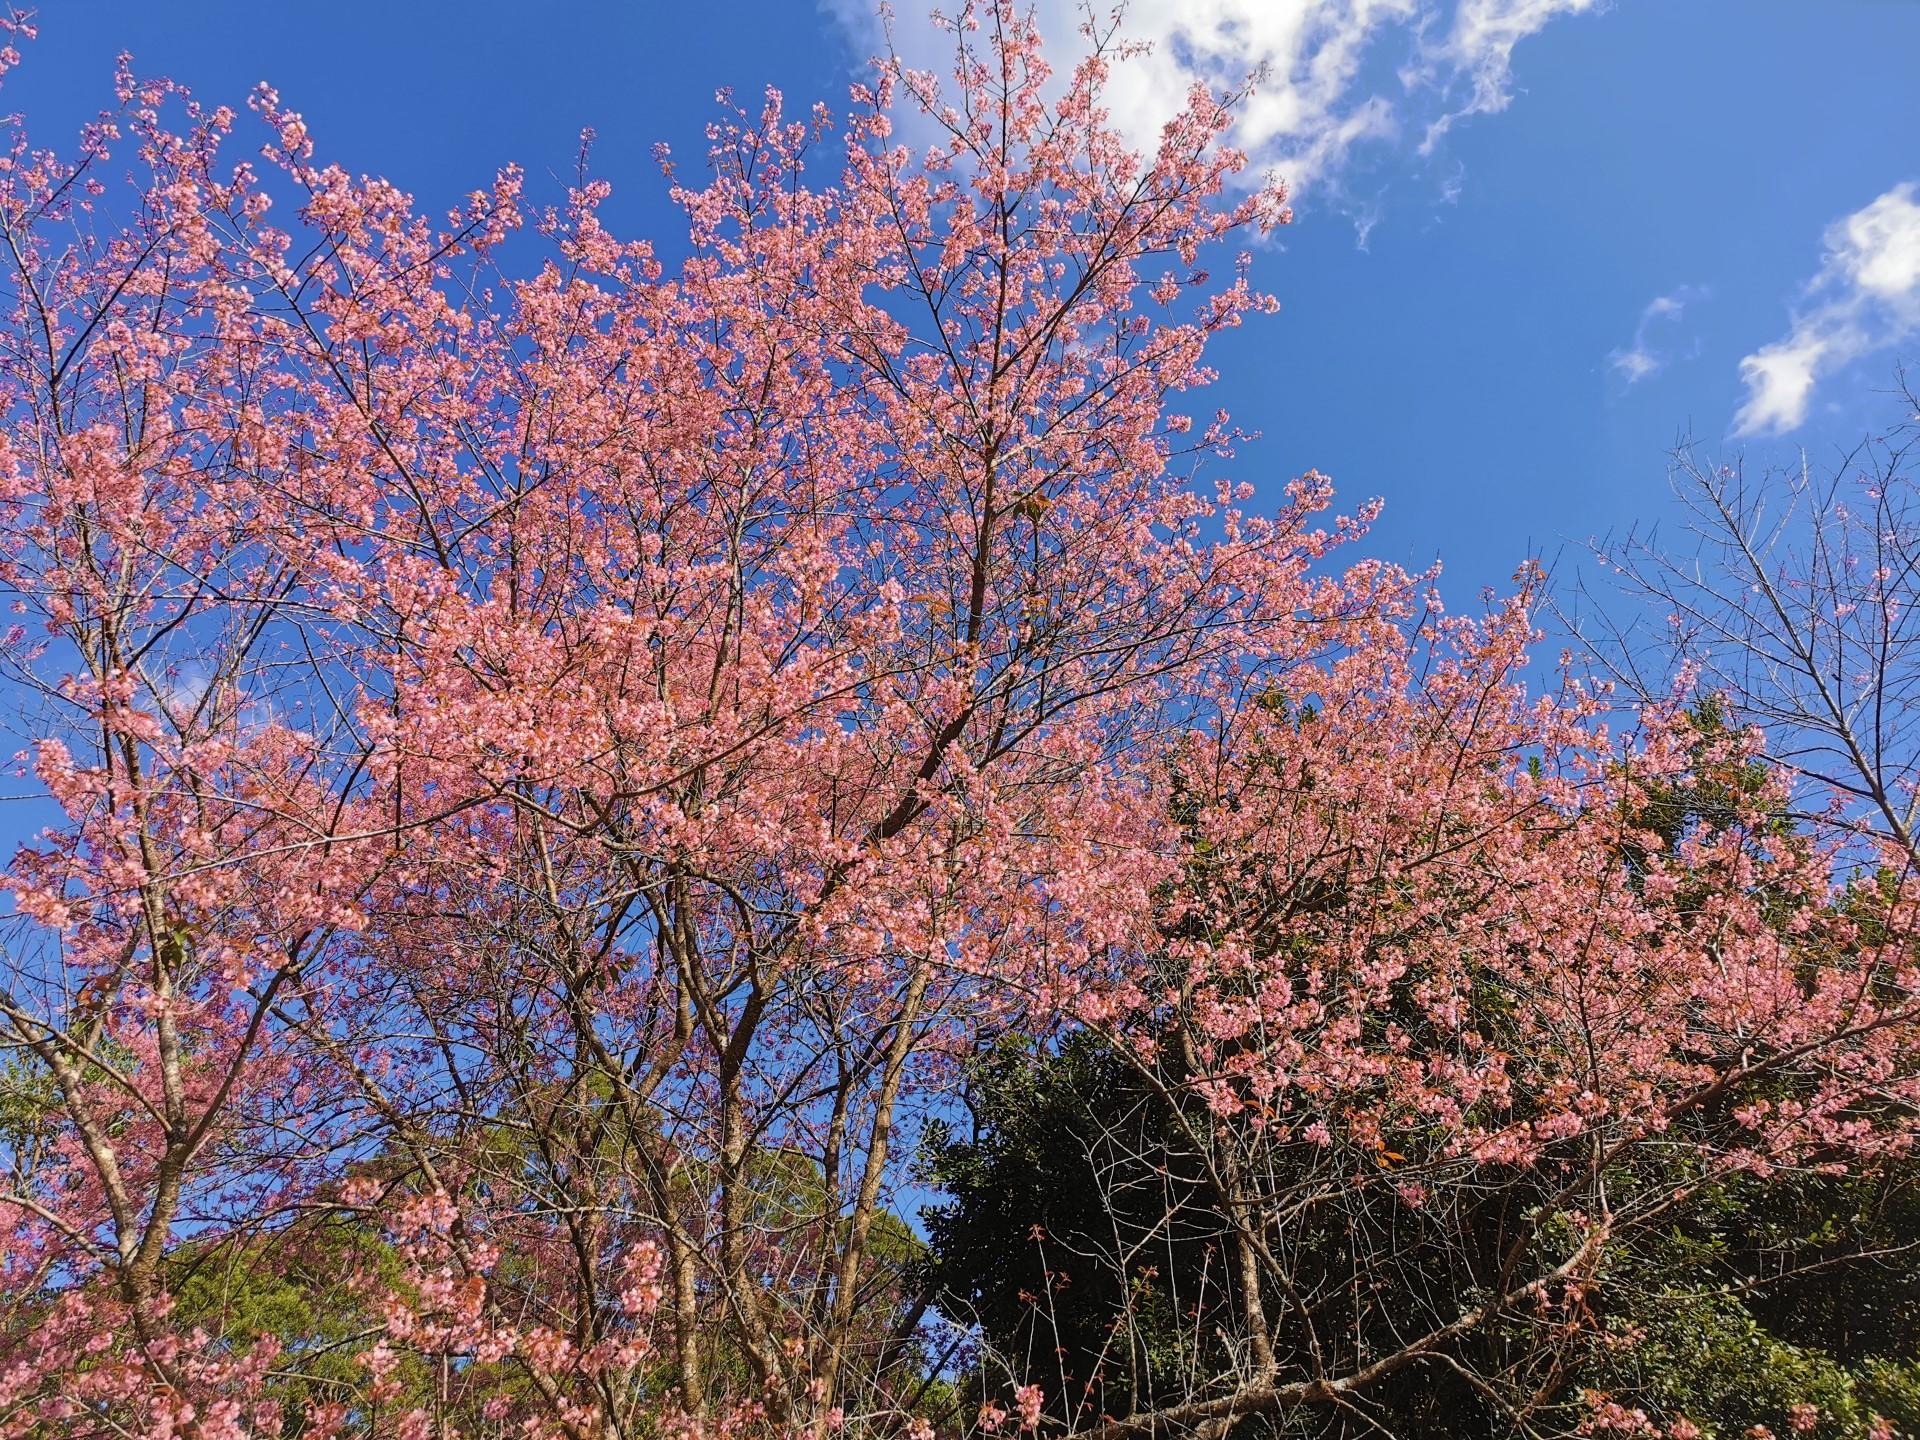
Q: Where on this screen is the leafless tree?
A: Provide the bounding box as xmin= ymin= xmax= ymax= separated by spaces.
xmin=1572 ymin=372 xmax=1920 ymax=863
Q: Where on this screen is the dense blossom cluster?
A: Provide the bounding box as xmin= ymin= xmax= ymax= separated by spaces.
xmin=0 ymin=6 xmax=1914 ymax=1439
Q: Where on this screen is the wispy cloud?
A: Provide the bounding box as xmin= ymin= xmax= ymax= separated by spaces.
xmin=828 ymin=1 xmax=1601 ymax=203
xmin=1734 ymin=181 xmax=1920 ymax=436
xmin=1416 ymin=0 xmax=1603 ymax=153
xmin=1609 ymin=286 xmax=1706 ymax=386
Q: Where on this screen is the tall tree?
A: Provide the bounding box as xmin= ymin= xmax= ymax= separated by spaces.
xmin=0 ymin=7 xmax=1323 ymax=1436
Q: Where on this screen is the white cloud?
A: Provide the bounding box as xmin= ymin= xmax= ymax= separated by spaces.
xmin=1416 ymin=0 xmax=1602 ymax=154
xmin=1609 ymin=286 xmax=1705 ymax=386
xmin=1734 ymin=181 xmax=1920 ymax=437
xmin=827 ymin=0 xmax=1600 ymax=203
xmin=1611 ymin=346 xmax=1658 ymax=384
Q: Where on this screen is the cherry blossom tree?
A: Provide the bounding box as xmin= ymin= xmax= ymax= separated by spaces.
xmin=941 ymin=574 xmax=1920 ymax=1438
xmin=0 ymin=6 xmax=1914 ymax=1440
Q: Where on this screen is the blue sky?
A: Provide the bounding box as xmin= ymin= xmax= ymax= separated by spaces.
xmin=5 ymin=0 xmax=1919 ymax=602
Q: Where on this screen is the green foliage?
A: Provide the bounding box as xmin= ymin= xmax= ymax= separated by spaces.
xmin=925 ymin=1036 xmax=1920 ymax=1438
xmin=165 ymin=1212 xmax=431 ymax=1434
xmin=1587 ymin=1168 xmax=1920 ymax=1438
xmin=918 ymin=1034 xmax=1240 ymax=1430
xmin=0 ymin=1056 xmax=61 ymax=1160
